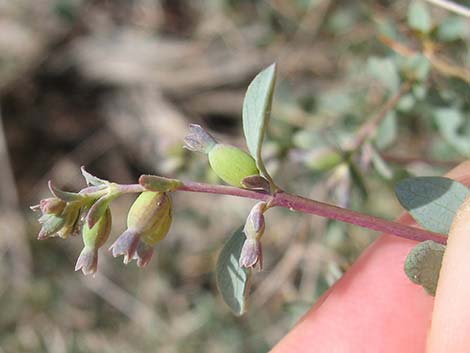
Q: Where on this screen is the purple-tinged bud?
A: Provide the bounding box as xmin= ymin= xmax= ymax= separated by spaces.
xmin=243 ymin=202 xmax=266 ymax=239
xmin=37 ymin=214 xmax=65 ymax=240
xmin=75 ymin=208 xmax=112 ymax=275
xmin=239 ymin=238 xmax=262 ymax=269
xmin=35 ymin=202 xmax=81 ymax=240
xmin=39 ymin=198 xmax=66 ymax=215
xmin=109 ymin=191 xmax=172 ymax=264
xmin=183 ymin=124 xmax=217 ymax=154
xmin=241 ymin=175 xmax=271 ymax=192
xmin=55 ymin=203 xmax=81 ymax=239
xmin=240 ymin=201 xmax=267 ymax=270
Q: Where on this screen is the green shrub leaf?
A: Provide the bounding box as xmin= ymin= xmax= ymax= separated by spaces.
xmin=242 ymin=64 xmax=276 ymax=182
xmin=367 ymin=57 xmax=400 ymax=93
xmin=408 ymin=0 xmax=432 ymax=33
xmin=434 ymin=108 xmax=470 ymax=157
xmin=216 ymin=227 xmax=252 ymax=316
xmin=404 ymin=240 xmax=445 ymax=296
xmin=395 ymin=176 xmax=469 ymax=234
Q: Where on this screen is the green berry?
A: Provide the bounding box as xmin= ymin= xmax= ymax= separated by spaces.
xmin=208 ymin=144 xmax=259 ymax=187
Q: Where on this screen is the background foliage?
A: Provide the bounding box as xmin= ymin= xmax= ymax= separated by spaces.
xmin=0 ymin=0 xmax=468 ymax=352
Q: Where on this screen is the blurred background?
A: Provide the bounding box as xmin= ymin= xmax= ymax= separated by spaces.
xmin=0 ymin=0 xmax=468 ymax=352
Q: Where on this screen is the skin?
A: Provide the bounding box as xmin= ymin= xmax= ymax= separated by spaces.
xmin=271 ymin=160 xmax=470 ymax=353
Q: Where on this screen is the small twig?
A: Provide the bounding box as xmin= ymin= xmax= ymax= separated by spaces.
xmin=118 ymin=179 xmax=447 ymax=245
xmin=424 ymin=0 xmax=470 ymax=17
xmin=379 ymin=36 xmax=470 ymax=83
xmin=347 ymin=81 xmax=412 ymax=151
xmin=381 ymin=153 xmax=462 ymax=168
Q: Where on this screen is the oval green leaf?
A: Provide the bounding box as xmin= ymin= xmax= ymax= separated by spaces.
xmin=407 ymin=0 xmax=432 ymax=33
xmin=404 ymin=240 xmax=445 ymax=296
xmin=395 ymin=176 xmax=469 ymax=234
xmin=215 ymin=226 xmax=252 ymax=316
xmin=242 ymin=63 xmax=277 ymax=182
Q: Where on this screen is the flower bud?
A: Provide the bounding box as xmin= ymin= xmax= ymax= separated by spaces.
xmin=55 ymin=203 xmax=81 ymax=239
xmin=240 ymin=202 xmax=266 ymax=270
xmin=75 ymin=208 xmax=112 ymax=275
xmin=208 ymin=144 xmax=259 ymax=187
xmin=36 ymin=202 xmax=81 ymax=240
xmin=239 ymin=238 xmax=262 ymax=269
xmin=39 ymin=198 xmax=66 ymax=215
xmin=109 ymin=191 xmax=172 ymax=264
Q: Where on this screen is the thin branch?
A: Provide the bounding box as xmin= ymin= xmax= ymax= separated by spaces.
xmin=346 ymin=81 xmax=412 ymax=151
xmin=379 ymin=35 xmax=470 ymax=83
xmin=424 ymin=0 xmax=470 ymax=17
xmin=272 ymin=192 xmax=447 ymax=244
xmin=381 ymin=153 xmax=462 ymax=168
xmin=120 ymin=179 xmax=447 ymax=245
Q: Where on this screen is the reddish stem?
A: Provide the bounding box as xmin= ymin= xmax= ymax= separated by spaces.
xmin=273 ymin=192 xmax=447 ymax=244
xmin=120 ymin=180 xmax=447 ymax=245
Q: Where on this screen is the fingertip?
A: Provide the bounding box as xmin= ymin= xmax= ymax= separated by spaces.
xmin=427 ymin=197 xmax=470 ymax=353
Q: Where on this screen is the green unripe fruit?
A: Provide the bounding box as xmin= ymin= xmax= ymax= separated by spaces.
xmin=140 ymin=207 xmax=172 ymax=246
xmin=127 ymin=191 xmax=171 ymax=234
xmin=109 ymin=191 xmax=172 ymax=263
xmin=82 ymin=208 xmax=112 ymax=249
xmin=208 ymin=144 xmax=259 ymax=187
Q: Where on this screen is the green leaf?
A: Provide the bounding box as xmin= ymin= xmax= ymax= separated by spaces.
xmin=242 ymin=64 xmax=277 ymax=182
xmin=402 ymin=55 xmax=431 ymax=82
xmin=81 ymin=166 xmax=109 ymax=186
xmin=48 ymin=181 xmax=84 ymax=202
xmin=408 ymin=0 xmax=432 ymax=33
xmin=434 ymin=108 xmax=470 ymax=157
xmin=215 ymin=227 xmax=252 ymax=316
xmin=437 ymin=17 xmax=466 ymax=42
xmin=404 ymin=240 xmax=445 ymax=296
xmin=375 ymin=111 xmax=397 ymax=150
xmin=396 ymin=94 xmax=416 ymax=112
xmin=395 ymin=176 xmax=469 ymax=234
xmin=367 ymin=57 xmax=400 ymax=93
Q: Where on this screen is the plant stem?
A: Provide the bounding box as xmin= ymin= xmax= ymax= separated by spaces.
xmin=272 ymin=192 xmax=447 ymax=244
xmin=118 ymin=179 xmax=447 ymax=245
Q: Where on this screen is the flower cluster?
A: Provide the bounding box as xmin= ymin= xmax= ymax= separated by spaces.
xmin=31 ymin=169 xmax=173 ymax=275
